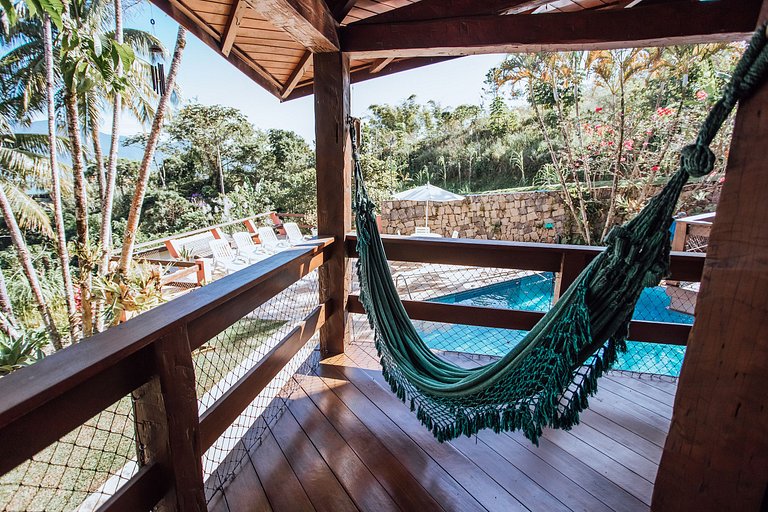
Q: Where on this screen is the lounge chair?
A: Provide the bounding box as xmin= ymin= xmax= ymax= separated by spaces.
xmin=284 ymin=222 xmax=311 ymax=245
xmin=232 ymin=232 xmax=271 ymax=263
xmin=257 ymin=226 xmax=290 ymax=253
xmin=208 ymin=239 xmax=248 ymax=275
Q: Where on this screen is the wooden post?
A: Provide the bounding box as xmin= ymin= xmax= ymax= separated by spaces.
xmin=553 ymin=253 xmax=588 ymax=302
xmin=666 ymin=220 xmax=688 ymax=286
xmin=314 ymin=51 xmax=351 ymax=355
xmin=133 ymin=326 xmax=206 ymax=511
xmin=652 ymin=66 xmax=768 ymax=510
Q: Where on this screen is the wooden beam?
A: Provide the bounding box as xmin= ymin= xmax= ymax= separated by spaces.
xmin=341 ymin=0 xmax=761 ymax=58
xmin=314 ymin=52 xmax=351 ymax=355
xmin=344 ymin=234 xmax=706 ymax=282
xmin=652 ymin=45 xmax=768 ymax=510
xmin=346 ymin=295 xmax=691 ymax=345
xmin=281 ymin=51 xmax=312 ymax=99
xmin=150 ymin=0 xmax=283 ymax=97
xmin=245 ymin=0 xmax=339 ymax=52
xmin=132 ymin=327 xmax=206 ymax=511
xmin=220 ymin=0 xmax=248 ymax=57
xmin=285 ymin=56 xmax=458 ymax=100
xmin=369 ymin=57 xmax=394 ymax=74
xmin=353 ymin=0 xmax=534 ymax=25
xmin=327 ymin=0 xmax=357 ymax=22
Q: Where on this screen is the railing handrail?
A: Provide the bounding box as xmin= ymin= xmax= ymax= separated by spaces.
xmin=345 ymin=233 xmax=706 ymax=282
xmin=0 ymin=238 xmax=333 ymax=474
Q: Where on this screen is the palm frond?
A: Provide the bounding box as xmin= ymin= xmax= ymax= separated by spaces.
xmin=3 ymin=181 xmax=53 ymax=237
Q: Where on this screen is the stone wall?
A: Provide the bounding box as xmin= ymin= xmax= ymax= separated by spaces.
xmin=379 ymin=183 xmax=721 ymax=242
xmin=379 ymin=190 xmax=567 ymax=243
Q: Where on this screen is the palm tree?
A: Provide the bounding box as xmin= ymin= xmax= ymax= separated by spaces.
xmin=488 ymin=52 xmax=591 ymax=243
xmin=0 ymin=121 xmax=65 ymax=348
xmin=42 ymin=9 xmax=80 ymax=341
xmin=118 ymin=27 xmax=186 ymax=275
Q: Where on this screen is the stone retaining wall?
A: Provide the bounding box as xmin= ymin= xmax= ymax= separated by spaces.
xmin=379 ymin=183 xmax=720 ymax=242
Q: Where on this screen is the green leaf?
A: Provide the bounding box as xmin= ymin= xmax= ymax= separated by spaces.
xmin=93 ymin=33 xmax=103 ymax=57
xmin=113 ymin=41 xmax=135 ymax=73
xmin=1 ymin=0 xmax=17 ymax=25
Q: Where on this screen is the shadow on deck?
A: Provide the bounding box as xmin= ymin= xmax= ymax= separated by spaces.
xmin=209 ymin=336 xmax=676 ymax=512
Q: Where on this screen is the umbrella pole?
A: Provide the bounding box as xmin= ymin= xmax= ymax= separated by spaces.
xmin=425 ymin=199 xmax=429 ymax=229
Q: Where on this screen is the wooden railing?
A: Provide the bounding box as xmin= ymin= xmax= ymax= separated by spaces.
xmin=0 ymin=239 xmax=333 ymax=511
xmin=0 ymin=235 xmax=705 ymax=512
xmin=345 ymin=234 xmax=705 ymax=346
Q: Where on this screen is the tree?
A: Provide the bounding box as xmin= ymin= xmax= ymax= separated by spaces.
xmin=118 ymin=26 xmax=186 ymax=275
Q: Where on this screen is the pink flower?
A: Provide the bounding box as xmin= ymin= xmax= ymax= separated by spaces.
xmin=595 ymin=107 xmax=603 ymax=112
xmin=718 ymin=176 xmax=725 ymax=184
xmin=651 ymin=165 xmax=660 ymax=172
xmin=696 ymin=90 xmax=708 ymax=101
xmin=623 ymin=139 xmax=634 ymax=150
xmin=656 ymin=107 xmax=673 ymax=117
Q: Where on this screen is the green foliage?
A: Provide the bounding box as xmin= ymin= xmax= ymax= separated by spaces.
xmin=0 ymin=329 xmax=45 ymax=374
xmin=133 ymin=189 xmax=210 ymax=240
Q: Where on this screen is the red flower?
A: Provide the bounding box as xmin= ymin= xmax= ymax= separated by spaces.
xmin=651 ymin=165 xmax=660 ymax=172
xmin=595 ymin=107 xmax=603 ymax=112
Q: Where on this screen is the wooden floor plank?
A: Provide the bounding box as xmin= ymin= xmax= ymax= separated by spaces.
xmin=564 ymin=423 xmax=659 ymax=482
xmin=543 ymin=429 xmax=655 ymax=505
xmin=289 ymin=388 xmax=390 ymax=511
xmin=607 ymin=372 xmax=678 ymax=397
xmin=449 ymin=435 xmax=572 ymax=512
xmin=249 ymin=430 xmax=314 ymax=512
xmin=215 ymin=454 xmax=273 ymax=512
xmin=302 ymin=371 xmax=452 ymax=511
xmin=504 ymin=431 xmax=648 ymax=512
xmin=603 ymin=374 xmax=676 ymax=406
xmin=345 ymin=364 xmax=529 ymax=511
xmin=590 ymin=386 xmax=671 ymax=433
xmin=476 ymin=429 xmax=614 ymax=512
xmin=318 ymin=364 xmax=487 ymax=512
xmin=577 ymin=409 xmax=662 ymax=463
xmin=270 ymin=405 xmax=360 ymax=512
xmin=585 ymin=394 xmax=669 ymax=448
xmin=235 ymin=339 xmax=676 ymax=512
xmin=597 ymin=378 xmax=673 ymax=420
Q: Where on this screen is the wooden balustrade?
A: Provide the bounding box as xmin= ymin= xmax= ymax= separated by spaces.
xmin=0 ymin=235 xmax=705 ymax=512
xmin=0 ymin=239 xmax=332 ymax=512
xmin=345 ymin=234 xmax=705 ymax=347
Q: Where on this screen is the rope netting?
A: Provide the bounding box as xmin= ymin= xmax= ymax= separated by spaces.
xmin=0 ymin=269 xmax=322 ymax=511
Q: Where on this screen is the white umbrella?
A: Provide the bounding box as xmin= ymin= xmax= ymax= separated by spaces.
xmin=393 ymin=182 xmax=465 ymax=228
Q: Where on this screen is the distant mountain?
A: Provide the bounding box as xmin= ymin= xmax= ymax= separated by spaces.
xmin=15 ymin=120 xmax=155 ymax=163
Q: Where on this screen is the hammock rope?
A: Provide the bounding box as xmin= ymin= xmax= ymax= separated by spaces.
xmin=352 ymin=26 xmax=768 ymax=444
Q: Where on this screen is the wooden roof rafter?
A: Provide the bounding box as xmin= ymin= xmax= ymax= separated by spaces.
xmin=340 ymin=0 xmax=763 ymax=58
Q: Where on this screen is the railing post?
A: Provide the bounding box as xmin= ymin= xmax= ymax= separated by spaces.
xmin=553 ymin=252 xmax=588 ymax=302
xmin=132 ymin=325 xmax=206 ymax=511
xmin=667 ymin=220 xmax=688 ymax=287
xmin=314 ymin=51 xmax=351 ymax=355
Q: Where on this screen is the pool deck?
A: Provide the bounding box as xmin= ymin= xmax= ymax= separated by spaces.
xmin=209 ymin=320 xmax=678 ymax=512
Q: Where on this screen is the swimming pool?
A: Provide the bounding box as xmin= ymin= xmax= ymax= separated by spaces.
xmin=414 ymin=272 xmax=691 ymax=376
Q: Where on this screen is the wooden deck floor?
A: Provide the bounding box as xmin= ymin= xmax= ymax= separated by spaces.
xmin=209 ymin=340 xmax=677 ymax=512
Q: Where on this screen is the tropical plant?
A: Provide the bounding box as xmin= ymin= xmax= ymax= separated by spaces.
xmin=0 ymin=328 xmax=45 ymax=374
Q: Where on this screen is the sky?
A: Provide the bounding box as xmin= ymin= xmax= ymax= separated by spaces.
xmin=122 ymin=2 xmax=508 ymax=143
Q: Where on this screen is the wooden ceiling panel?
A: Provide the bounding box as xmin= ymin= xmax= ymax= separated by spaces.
xmin=156 ymin=0 xmax=758 ymax=101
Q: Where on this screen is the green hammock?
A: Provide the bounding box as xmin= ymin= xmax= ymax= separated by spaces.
xmin=352 ymin=26 xmax=768 ymax=445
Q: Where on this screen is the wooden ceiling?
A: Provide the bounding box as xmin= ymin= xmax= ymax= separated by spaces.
xmin=150 ymin=0 xmax=762 ymax=101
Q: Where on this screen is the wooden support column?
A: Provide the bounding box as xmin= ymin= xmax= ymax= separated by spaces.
xmin=315 ymin=51 xmax=351 ymax=355
xmin=553 ymin=252 xmax=589 ymax=302
xmin=652 ymin=66 xmax=768 ymax=510
xmin=133 ymin=326 xmax=206 ymax=511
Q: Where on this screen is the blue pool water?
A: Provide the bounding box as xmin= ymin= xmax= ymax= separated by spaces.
xmin=415 ymin=273 xmax=691 ymax=376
